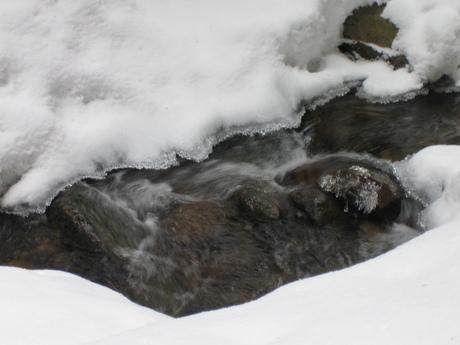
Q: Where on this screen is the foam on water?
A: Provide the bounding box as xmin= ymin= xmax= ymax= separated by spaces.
xmin=0 ymin=0 xmax=459 ymax=213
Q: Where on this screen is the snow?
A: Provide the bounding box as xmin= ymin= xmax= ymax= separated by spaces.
xmin=1 ymin=0 xmax=459 ymax=213
xmin=396 ymin=145 xmax=460 ymax=230
xmin=383 ymin=0 xmax=460 ymax=84
xmin=0 ymin=267 xmax=170 ymax=345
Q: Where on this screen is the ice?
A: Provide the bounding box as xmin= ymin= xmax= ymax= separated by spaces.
xmin=319 ymin=165 xmax=381 ymax=213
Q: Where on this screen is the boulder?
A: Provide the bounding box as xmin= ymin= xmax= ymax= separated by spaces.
xmin=343 ymin=3 xmax=397 ymax=48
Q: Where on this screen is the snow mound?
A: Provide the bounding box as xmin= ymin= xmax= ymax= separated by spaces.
xmin=0 ymin=267 xmax=169 ymax=345
xmin=396 ymin=145 xmax=460 ymax=229
xmin=383 ymin=0 xmax=460 ymax=84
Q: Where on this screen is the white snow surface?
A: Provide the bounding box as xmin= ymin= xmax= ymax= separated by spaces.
xmin=0 ymin=266 xmax=170 ymax=345
xmin=1 ymin=0 xmax=459 ymax=212
xmin=396 ymin=145 xmax=460 ymax=230
xmin=383 ymin=0 xmax=460 ymax=84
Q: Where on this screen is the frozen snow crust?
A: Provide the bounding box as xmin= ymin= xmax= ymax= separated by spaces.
xmin=1 ymin=0 xmax=460 ymax=212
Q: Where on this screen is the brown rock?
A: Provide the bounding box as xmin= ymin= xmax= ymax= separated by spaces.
xmin=318 ymin=165 xmax=404 ymax=215
xmin=232 ymin=180 xmax=281 ymax=222
xmin=343 ymin=3 xmax=398 ymax=48
xmin=289 ymin=186 xmax=343 ymax=226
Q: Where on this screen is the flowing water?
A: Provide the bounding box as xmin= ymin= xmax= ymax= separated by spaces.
xmin=1 ymin=89 xmax=460 ymax=316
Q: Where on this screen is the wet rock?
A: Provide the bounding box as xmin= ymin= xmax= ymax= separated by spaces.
xmin=161 ymin=201 xmax=228 ymax=246
xmin=318 ymin=164 xmax=404 ymax=219
xmin=280 ymin=154 xmax=405 ymax=222
xmin=0 ymin=213 xmax=60 ymax=269
xmin=289 ymin=185 xmax=343 ymax=227
xmin=232 ymin=180 xmax=282 ymax=222
xmin=306 ymin=92 xmax=460 ymax=160
xmin=0 ymin=210 xmax=131 ymax=296
xmin=47 ymin=184 xmax=148 ymax=253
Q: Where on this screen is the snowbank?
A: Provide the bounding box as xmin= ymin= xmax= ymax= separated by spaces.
xmin=383 ymin=0 xmax=460 ymax=84
xmin=0 ymin=267 xmax=169 ymax=345
xmin=1 ymin=0 xmax=459 ymax=213
xmin=396 ymin=145 xmax=460 ymax=229
xmin=2 ymin=218 xmax=460 ymax=345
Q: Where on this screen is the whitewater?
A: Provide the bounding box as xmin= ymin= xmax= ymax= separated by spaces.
xmin=1 ymin=0 xmax=459 ymax=213
xmin=2 ymin=0 xmax=460 ymax=343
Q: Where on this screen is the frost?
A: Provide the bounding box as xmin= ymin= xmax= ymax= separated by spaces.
xmin=319 ymin=166 xmax=381 ymax=213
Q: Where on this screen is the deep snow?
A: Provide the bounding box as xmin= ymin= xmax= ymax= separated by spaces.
xmin=1 ymin=0 xmax=459 ymax=212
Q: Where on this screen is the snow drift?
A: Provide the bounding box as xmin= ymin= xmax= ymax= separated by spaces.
xmin=1 ymin=0 xmax=459 ymax=213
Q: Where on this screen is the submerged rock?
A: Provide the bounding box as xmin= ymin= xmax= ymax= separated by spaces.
xmin=305 ymin=92 xmax=460 ymax=161
xmin=48 ymin=184 xmax=148 ymax=253
xmin=232 ymin=180 xmax=282 ymax=222
xmin=289 ymin=186 xmax=343 ymax=227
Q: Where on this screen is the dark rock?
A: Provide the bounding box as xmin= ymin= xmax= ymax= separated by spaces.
xmin=343 ymin=3 xmax=398 ymax=48
xmin=289 ymin=185 xmax=343 ymax=227
xmin=280 ymin=154 xmax=405 ymax=222
xmin=340 ymin=4 xmax=408 ymax=70
xmin=0 ymin=213 xmax=60 ymax=269
xmin=339 ymin=41 xmax=408 ymax=70
xmin=318 ymin=164 xmax=404 ymax=218
xmin=47 ymin=184 xmax=148 ymax=253
xmin=305 ymin=92 xmax=460 ymax=161
xmin=232 ymin=180 xmax=282 ymax=222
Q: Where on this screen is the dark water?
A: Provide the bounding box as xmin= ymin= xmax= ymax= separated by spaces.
xmin=1 ymin=90 xmax=460 ymax=316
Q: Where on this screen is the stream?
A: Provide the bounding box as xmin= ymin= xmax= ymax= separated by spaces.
xmin=1 ymin=89 xmax=459 ymax=316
